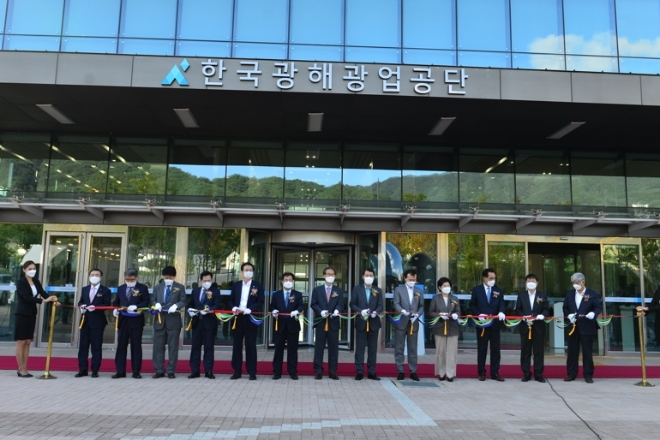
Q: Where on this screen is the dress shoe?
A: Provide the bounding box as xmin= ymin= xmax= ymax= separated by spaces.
xmin=329 ymin=373 xmax=339 ymax=380
xmin=447 ymin=377 xmax=454 ymax=382
xmin=290 ymin=374 xmax=298 ymax=380
xmin=410 ymin=373 xmax=420 ymax=381
xmin=132 ymin=373 xmax=142 ymax=379
xmin=479 ymin=374 xmax=486 ymax=381
xmin=564 ymin=376 xmax=575 ymax=382
xmin=205 ymin=372 xmax=216 ymax=379
xmin=230 ymin=373 xmax=242 ymax=380
xmin=91 ymin=372 xmax=99 ymax=378
xmin=396 ymin=372 xmax=404 ymax=380
xmin=355 ymin=373 xmax=363 ymax=380
xmin=367 ymin=373 xmax=380 ymax=381
xmin=168 ymin=373 xmax=176 ymax=379
xmin=18 ymin=372 xmax=33 ymax=378
xmin=438 ymin=375 xmax=446 ymax=381
xmin=152 ymin=372 xmax=165 ymax=379
xmin=315 ymin=373 xmax=323 ymax=380
xmin=492 ymin=375 xmax=505 ymax=382
xmin=188 ymin=372 xmax=200 ymax=379
xmin=522 ymin=376 xmax=531 ymax=382
xmin=75 ymin=370 xmax=88 ymax=378
xmin=535 ymin=376 xmax=546 ymax=383
xmin=585 ymin=377 xmax=593 ymax=384
xmin=272 ymin=374 xmax=282 ymax=380
xmin=111 ymin=372 xmax=126 ymax=379
xmin=249 ymin=374 xmax=257 ymax=380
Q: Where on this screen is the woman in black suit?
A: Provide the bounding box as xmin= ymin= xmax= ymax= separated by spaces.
xmin=14 ymin=260 xmax=59 ymax=377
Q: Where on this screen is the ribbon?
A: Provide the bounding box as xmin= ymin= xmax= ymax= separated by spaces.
xmin=568 ymin=323 xmax=576 ymax=336
xmin=249 ymin=315 xmax=265 ymax=326
xmin=528 ymin=324 xmax=532 ymax=340
xmin=366 ymin=319 xmax=369 ymax=333
xmin=275 ymin=316 xmax=278 ymax=332
xmin=185 ymin=317 xmax=193 ymax=332
xmin=325 ymin=317 xmax=328 ymax=332
xmin=79 ymin=312 xmax=85 ymax=330
xmin=232 ymin=315 xmax=237 ymax=330
xmin=444 ymin=320 xmax=447 ymax=335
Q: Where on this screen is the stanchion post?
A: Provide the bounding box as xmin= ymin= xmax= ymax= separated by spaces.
xmin=634 ymin=306 xmax=653 ymax=387
xmin=38 ymin=303 xmax=58 ymax=380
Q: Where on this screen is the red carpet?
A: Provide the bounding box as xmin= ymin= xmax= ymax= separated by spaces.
xmin=2 ymin=356 xmax=658 ymax=378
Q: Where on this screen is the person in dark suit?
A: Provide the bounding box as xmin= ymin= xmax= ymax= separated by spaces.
xmin=229 ymin=262 xmax=264 ymax=380
xmin=515 ymin=273 xmax=549 ymax=383
xmin=392 ymin=269 xmax=424 ymax=381
xmin=188 ymin=270 xmax=222 ymax=379
xmin=563 ymin=272 xmax=602 ymax=384
xmin=76 ymin=268 xmax=111 ymax=378
xmin=428 ymin=277 xmax=461 ymax=382
xmin=470 ymin=268 xmax=506 ymax=382
xmin=14 ymin=260 xmax=59 ymax=378
xmin=269 ymin=272 xmax=305 ymax=380
xmin=310 ymin=266 xmax=344 ymax=380
xmin=112 ymin=267 xmax=150 ymax=379
xmin=640 ymin=284 xmax=660 ymax=347
xmin=350 ymin=267 xmax=383 ymax=381
xmin=151 ymin=265 xmax=187 ymax=379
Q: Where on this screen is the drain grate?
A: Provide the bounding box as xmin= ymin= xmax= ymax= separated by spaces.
xmin=396 ymin=380 xmax=440 ymax=388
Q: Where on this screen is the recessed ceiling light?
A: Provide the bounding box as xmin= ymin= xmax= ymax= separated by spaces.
xmin=547 ymin=122 xmax=585 ymax=139
xmin=36 ymin=104 xmax=74 ymax=124
xmin=174 ymin=108 xmax=199 ymax=128
xmin=429 ymin=117 xmax=456 ymax=136
xmin=308 ymin=113 xmax=324 ymax=132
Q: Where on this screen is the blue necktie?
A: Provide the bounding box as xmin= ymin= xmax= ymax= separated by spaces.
xmin=199 ymin=288 xmax=205 ymax=304
xmin=365 ymin=287 xmax=370 ymax=305
xmin=164 ymin=285 xmax=171 ymax=303
xmin=126 ymin=286 xmax=131 ymax=299
xmin=486 ymin=287 xmax=491 ymax=303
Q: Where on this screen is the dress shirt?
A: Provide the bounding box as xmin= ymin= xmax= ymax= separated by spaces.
xmin=240 ymin=281 xmax=250 ymax=309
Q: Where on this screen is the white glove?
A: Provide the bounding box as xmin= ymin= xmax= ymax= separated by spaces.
xmin=188 ymin=309 xmax=196 ymax=317
xmin=200 ymin=310 xmax=208 ymax=315
xmin=290 ymin=310 xmax=299 ymax=318
xmin=321 ymin=310 xmax=328 ymax=318
xmin=332 ymin=309 xmax=340 ymax=317
xmin=410 ymin=314 xmax=418 ymax=323
xmin=243 ymin=308 xmax=251 ymax=315
xmin=272 ymin=309 xmax=279 ymax=318
xmin=168 ymin=304 xmax=177 ymax=314
xmin=498 ymin=312 xmax=505 ymax=321
xmin=113 ymin=309 xmax=119 ymax=317
xmin=154 ymin=302 xmax=162 ymax=311
xmin=568 ymin=313 xmax=576 ymax=324
xmin=370 ymin=312 xmax=377 ymax=318
xmin=361 ymin=309 xmax=369 ymax=317
xmin=586 ymin=312 xmax=595 ymax=320
xmin=80 ymin=307 xmax=87 ymax=314
xmin=451 ymin=313 xmax=458 ymax=320
xmin=401 ymin=309 xmax=409 ymax=316
xmin=440 ymin=314 xmax=449 ymax=320
xmin=87 ymin=305 xmax=95 ymax=312
xmin=232 ymin=306 xmax=239 ymax=314
xmin=536 ymin=314 xmax=544 ymax=321
xmin=478 ymin=314 xmax=487 ymax=322
xmin=127 ymin=305 xmax=137 ymax=312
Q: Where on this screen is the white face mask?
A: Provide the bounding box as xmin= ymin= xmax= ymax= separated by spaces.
xmin=325 ymin=276 xmax=335 ymax=284
xmin=441 ymin=287 xmax=451 ymax=294
xmin=164 ymin=279 xmax=174 ymax=286
xmin=283 ymin=281 xmax=293 ymax=289
xmin=486 ymin=280 xmax=496 ymax=287
xmin=406 ymin=281 xmax=416 ymax=288
xmin=573 ymin=283 xmax=583 ymax=291
xmin=243 ymin=271 xmax=253 ymax=279
xmin=201 ymin=281 xmax=212 ymax=290
xmin=26 ymin=270 xmax=37 ymax=278
xmin=126 ymin=281 xmax=136 ymax=288
xmin=526 ymin=282 xmax=537 ymax=290
xmin=89 ymin=276 xmax=101 ymax=285
xmin=364 ymin=276 xmax=374 ymax=285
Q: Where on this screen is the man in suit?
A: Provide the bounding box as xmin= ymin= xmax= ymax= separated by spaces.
xmin=350 ymin=267 xmax=383 ymax=381
xmin=112 ymin=267 xmax=150 ymax=379
xmin=470 ymin=268 xmax=506 ymax=382
xmin=640 ymin=284 xmax=660 ymax=347
xmin=269 ymin=272 xmax=305 ymax=380
xmin=515 ymin=273 xmax=549 ymax=383
xmin=76 ymin=268 xmax=111 ymax=378
xmin=229 ymin=262 xmax=264 ymax=380
xmin=310 ymin=266 xmax=344 ymax=380
xmin=151 ymin=266 xmax=187 ymax=379
xmin=563 ymin=272 xmax=602 ymax=384
xmin=188 ymin=270 xmax=222 ymax=379
xmin=393 ymin=269 xmax=425 ymax=381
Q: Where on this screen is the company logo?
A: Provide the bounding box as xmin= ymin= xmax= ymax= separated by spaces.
xmin=162 ymin=59 xmax=190 ymax=86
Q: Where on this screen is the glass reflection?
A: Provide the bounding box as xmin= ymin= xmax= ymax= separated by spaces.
xmin=619 ymin=57 xmax=660 ymax=74
xmin=513 ymin=53 xmax=565 ymax=70
xmin=48 ymin=136 xmax=110 ymax=194
xmin=233 ymin=43 xmax=287 ymax=59
xmin=457 ymin=0 xmax=510 ymax=51
xmin=459 ymin=149 xmax=514 ymax=204
xmin=284 ymin=142 xmax=341 ymax=205
xmin=63 ymin=0 xmax=121 ymax=37
xmin=403 ymin=49 xmax=456 ymax=66
xmin=119 ymin=39 xmax=174 ymax=55
xmin=0 ymin=134 xmax=50 ymax=195
xmin=177 ymin=0 xmax=233 ymax=41
xmin=487 ymin=241 xmax=525 ymax=295
xmin=176 ymin=41 xmax=230 ymax=57
xmin=564 ymin=0 xmax=617 ymax=56
xmin=168 ymin=139 xmax=226 ymax=197
xmin=571 ymin=152 xmax=625 ymax=207
xmin=346 ymin=0 xmax=401 ymax=47
xmin=642 ymin=238 xmax=660 ymax=351
xmin=615 ymin=0 xmax=660 ymax=58
xmin=403 ymin=0 xmax=455 ymax=49
xmin=566 ymin=55 xmax=618 ymax=72
xmin=109 ymin=139 xmax=167 ymax=196
xmin=626 ymin=154 xmax=660 ymax=209
xmin=226 ymin=141 xmax=284 ymax=198
xmin=233 ymin=0 xmax=289 ymax=43
xmin=458 ymin=51 xmax=511 ymax=68
xmin=3 ymin=35 xmax=60 ymax=51
xmin=511 ymin=0 xmax=563 ymax=53
xmin=403 ymin=146 xmax=457 ymax=203
xmin=289 ymin=45 xmax=343 ymax=61
xmin=290 ymin=0 xmax=343 ymax=45
xmin=6 ymin=0 xmax=64 ymax=35
xmin=448 ymin=234 xmax=485 ymax=294
xmin=120 ymin=0 xmax=177 ymax=39
xmin=343 ymin=144 xmax=400 ymax=201
xmin=515 ymin=151 xmax=571 ymax=206
xmin=61 ymin=37 xmax=117 ymax=54
xmin=345 ymin=47 xmax=400 ymax=63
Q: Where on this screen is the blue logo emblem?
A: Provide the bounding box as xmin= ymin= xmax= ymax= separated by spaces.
xmin=162 ymin=59 xmax=190 ymax=86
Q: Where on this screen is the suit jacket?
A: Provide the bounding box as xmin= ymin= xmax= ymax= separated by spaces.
xmin=647 ymin=286 xmax=660 ymax=317
xmin=392 ymin=284 xmax=424 ymax=332
xmin=350 ymin=284 xmax=383 ymax=332
xmin=470 ymin=284 xmax=506 ymax=316
xmin=151 ymin=281 xmax=187 ymax=330
xmin=562 ymin=288 xmax=602 ymax=336
xmin=310 ymin=284 xmax=344 ymax=330
xmin=515 ymin=290 xmax=550 ymax=335
xmin=77 ymin=284 xmax=112 ymax=328
xmin=228 ymin=280 xmax=265 ymax=318
xmin=188 ymin=287 xmax=222 ymax=330
xmin=113 ymin=282 xmax=150 ymax=328
xmin=428 ymin=294 xmax=461 ymax=336
xmin=14 ymin=277 xmax=49 ymax=317
xmin=269 ymin=289 xmax=305 ymax=334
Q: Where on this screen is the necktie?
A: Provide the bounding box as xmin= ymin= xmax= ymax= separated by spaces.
xmin=126 ymin=286 xmax=131 ymax=299
xmin=365 ymin=287 xmax=370 ymax=305
xmin=284 ymin=290 xmax=289 ymax=310
xmin=199 ymin=288 xmax=205 ymax=304
xmin=164 ymin=285 xmax=171 ymax=303
xmin=326 ymin=286 xmax=331 ymax=303
xmin=89 ymin=287 xmax=96 ymax=304
xmin=486 ymin=287 xmax=491 ymax=303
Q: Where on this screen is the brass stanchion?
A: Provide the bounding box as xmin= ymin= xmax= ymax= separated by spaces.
xmin=38 ymin=302 xmax=58 ymax=380
xmin=635 ymin=306 xmax=653 ymax=387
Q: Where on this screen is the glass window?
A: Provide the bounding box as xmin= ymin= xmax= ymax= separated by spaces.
xmin=233 ymin=42 xmax=287 ymax=59
xmin=290 ymin=44 xmax=343 ymax=61
xmin=571 ymin=152 xmax=626 ymax=207
xmin=5 ymin=0 xmax=64 ymax=35
xmin=487 ymin=241 xmax=525 ymax=295
xmin=564 ymin=0 xmax=617 ymax=56
xmin=48 ymin=136 xmax=109 ymax=194
xmin=108 ymin=138 xmax=167 ymax=196
xmin=403 ymin=146 xmax=458 ymax=203
xmin=63 ymin=0 xmax=121 ymax=37
xmin=403 ymin=49 xmax=456 ymax=66
xmin=61 ymin=37 xmax=117 ymax=54
xmin=284 ymin=142 xmax=341 ymax=206
xmin=458 ymin=51 xmax=511 ymax=68
xmin=616 ymin=0 xmax=660 ymax=57
xmin=459 ymin=149 xmax=514 ymax=204
xmin=119 ymin=39 xmax=174 ymax=55
xmin=234 ymin=0 xmax=289 ymax=43
xmin=626 ymin=154 xmax=660 ymax=209
xmin=448 ymin=234 xmax=485 ymax=294
xmin=167 ymin=139 xmax=226 ymax=197
xmin=120 ymin=0 xmax=177 ymax=38
xmin=0 ymin=0 xmax=9 ymax=33
xmin=346 ymin=0 xmax=401 ymax=47
xmin=290 ymin=0 xmax=343 ymax=45
xmin=511 ymin=0 xmax=563 ymax=53
xmin=176 ymin=41 xmax=230 ymax=57
xmin=515 ymin=150 xmax=571 ymax=206
xmin=345 ymin=47 xmax=401 ymax=64
xmin=566 ymin=55 xmax=618 ymax=72
xmin=457 ymin=0 xmax=510 ymax=51
xmin=642 ymin=238 xmax=660 ymax=352
xmin=177 ymin=0 xmax=233 ymax=41
xmin=226 ymin=141 xmax=284 ymax=199
xmin=343 ymin=144 xmax=401 ymax=202
xmin=513 ymin=53 xmax=565 ymax=70
xmin=0 ymin=133 xmax=50 ymax=194
xmin=620 ymin=57 xmax=660 ymax=74
xmin=403 ymin=0 xmax=455 ymax=49
xmin=3 ymin=35 xmax=60 ymax=51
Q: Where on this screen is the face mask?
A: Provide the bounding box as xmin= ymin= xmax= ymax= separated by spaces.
xmin=201 ymin=281 xmax=212 ymax=290
xmin=325 ymin=276 xmax=335 ymax=284
xmin=243 ymin=271 xmax=253 ymax=279
xmin=573 ymin=283 xmax=582 ymax=291
xmin=164 ymin=279 xmax=174 ymax=286
xmin=26 ymin=270 xmax=37 ymax=278
xmin=441 ymin=287 xmax=451 ymax=294
xmin=89 ymin=276 xmax=101 ymax=285
xmin=283 ymin=281 xmax=293 ymax=289
xmin=486 ymin=280 xmax=496 ymax=287
xmin=126 ymin=281 xmax=136 ymax=288
xmin=406 ymin=281 xmax=416 ymax=288
xmin=526 ymin=282 xmax=537 ymax=290
xmin=364 ymin=277 xmax=374 ymax=285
